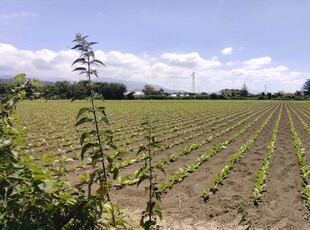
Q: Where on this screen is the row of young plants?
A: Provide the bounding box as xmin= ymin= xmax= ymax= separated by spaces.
xmin=292 ymin=103 xmax=310 ymax=118
xmin=250 ymin=105 xmax=282 ymax=204
xmin=159 ymin=105 xmax=278 ymax=193
xmin=19 ymin=99 xmax=271 ymax=155
xmin=114 ymin=105 xmax=270 ymax=171
xmin=23 ymin=102 xmax=260 ymax=175
xmin=18 ymin=103 xmax=272 ymax=191
xmin=19 ymin=100 xmax=214 ymax=146
xmin=290 ymin=103 xmax=310 ymax=135
xmin=289 ymin=104 xmax=310 ymax=137
xmin=286 ymin=106 xmax=310 ymax=207
xmin=116 ymin=105 xmax=275 ymax=187
xmin=19 ymin=101 xmax=245 ymax=167
xmin=22 ymin=100 xmax=265 ymax=162
xmin=41 ymin=101 xmax=272 ymax=177
xmin=201 ymin=105 xmax=278 ymax=201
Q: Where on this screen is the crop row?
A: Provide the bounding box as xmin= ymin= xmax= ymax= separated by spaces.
xmin=287 ymin=106 xmax=310 ymax=207
xmin=250 ymin=104 xmax=282 ymax=203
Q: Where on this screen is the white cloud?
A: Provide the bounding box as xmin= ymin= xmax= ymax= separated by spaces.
xmin=0 ymin=43 xmax=307 ymax=93
xmin=222 ymin=47 xmax=233 ymax=56
xmin=0 ymin=12 xmax=37 ymax=21
xmin=243 ymin=56 xmax=272 ymax=69
xmin=161 ymin=52 xmax=222 ymax=69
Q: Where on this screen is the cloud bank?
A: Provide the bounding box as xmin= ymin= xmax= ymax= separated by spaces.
xmin=0 ymin=43 xmax=306 ymax=93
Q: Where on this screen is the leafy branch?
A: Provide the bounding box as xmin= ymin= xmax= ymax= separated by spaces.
xmin=72 ymin=33 xmax=126 ymax=228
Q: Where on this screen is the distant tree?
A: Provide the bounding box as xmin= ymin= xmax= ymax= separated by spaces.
xmin=302 ymin=79 xmax=310 ymax=95
xmin=275 ymin=91 xmax=284 ymax=98
xmin=142 ymin=84 xmax=155 ymax=95
xmin=294 ymin=90 xmax=302 ymax=97
xmin=240 ymin=81 xmax=249 ymax=97
xmin=41 ymin=84 xmax=54 ymax=99
xmin=73 ymin=80 xmax=89 ymax=99
xmin=267 ymin=92 xmax=272 ymax=100
xmin=94 ymin=82 xmax=127 ymax=99
xmin=54 ymin=81 xmax=74 ymax=99
xmin=210 ymin=93 xmax=218 ymax=99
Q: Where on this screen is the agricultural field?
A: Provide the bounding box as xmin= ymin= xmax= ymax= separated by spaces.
xmin=16 ymin=100 xmax=310 ymax=229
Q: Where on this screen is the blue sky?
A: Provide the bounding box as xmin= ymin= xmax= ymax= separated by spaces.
xmin=1 ymin=0 xmax=310 ymax=93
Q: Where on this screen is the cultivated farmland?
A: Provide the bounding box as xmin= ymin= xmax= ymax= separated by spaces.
xmin=17 ymin=100 xmax=310 ymax=229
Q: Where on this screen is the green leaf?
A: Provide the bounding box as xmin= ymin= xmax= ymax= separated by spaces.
xmin=137 ymin=146 xmax=146 ymax=155
xmin=97 ymin=185 xmax=108 ymax=201
xmin=13 ymin=73 xmax=26 ymax=83
xmin=93 ymin=59 xmax=105 ymax=66
xmin=99 ymin=116 xmax=109 ymax=124
xmin=81 ymin=142 xmax=99 ymax=160
xmin=137 ymin=174 xmax=148 ymax=187
xmin=112 ymin=168 xmax=119 ymax=180
xmin=72 ymin=67 xmax=87 ymax=72
xmin=89 ymin=41 xmax=98 ymax=45
xmin=75 ymin=117 xmax=93 ymax=126
xmin=76 ymin=107 xmax=90 ymax=120
xmin=31 ymin=79 xmax=41 ymax=86
xmin=97 ymin=106 xmax=107 ymax=116
xmin=155 ymin=164 xmax=166 ymax=175
xmin=38 ymin=179 xmax=53 ymax=193
xmin=80 ymin=130 xmax=96 ymax=145
xmin=72 ymin=58 xmax=85 ymax=66
xmin=29 ymin=164 xmax=43 ymax=174
xmin=71 ymin=44 xmax=83 ymax=50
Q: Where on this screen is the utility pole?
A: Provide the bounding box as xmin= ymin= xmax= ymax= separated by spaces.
xmin=191 ymin=72 xmax=196 ymax=93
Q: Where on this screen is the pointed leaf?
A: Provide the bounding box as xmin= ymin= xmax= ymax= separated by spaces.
xmin=81 ymin=142 xmax=98 ymax=160
xmin=112 ymin=168 xmax=119 ymax=180
xmin=155 ymin=164 xmax=166 ymax=175
xmin=71 ymin=44 xmax=83 ymax=50
xmin=93 ymin=59 xmax=105 ymax=66
xmin=99 ymin=116 xmax=109 ymax=124
xmin=73 ymin=67 xmax=87 ymax=72
xmin=31 ymin=79 xmax=41 ymax=86
xmin=137 ymin=146 xmax=146 ymax=155
xmin=13 ymin=73 xmax=26 ymax=83
xmin=76 ymin=107 xmax=90 ymax=120
xmin=72 ymin=58 xmax=86 ymax=66
xmin=75 ymin=117 xmax=93 ymax=126
xmin=80 ymin=131 xmax=90 ymax=145
xmin=97 ymin=106 xmax=107 ymax=116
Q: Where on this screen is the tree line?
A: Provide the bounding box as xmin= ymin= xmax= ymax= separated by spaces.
xmin=0 ymin=80 xmax=127 ymax=101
